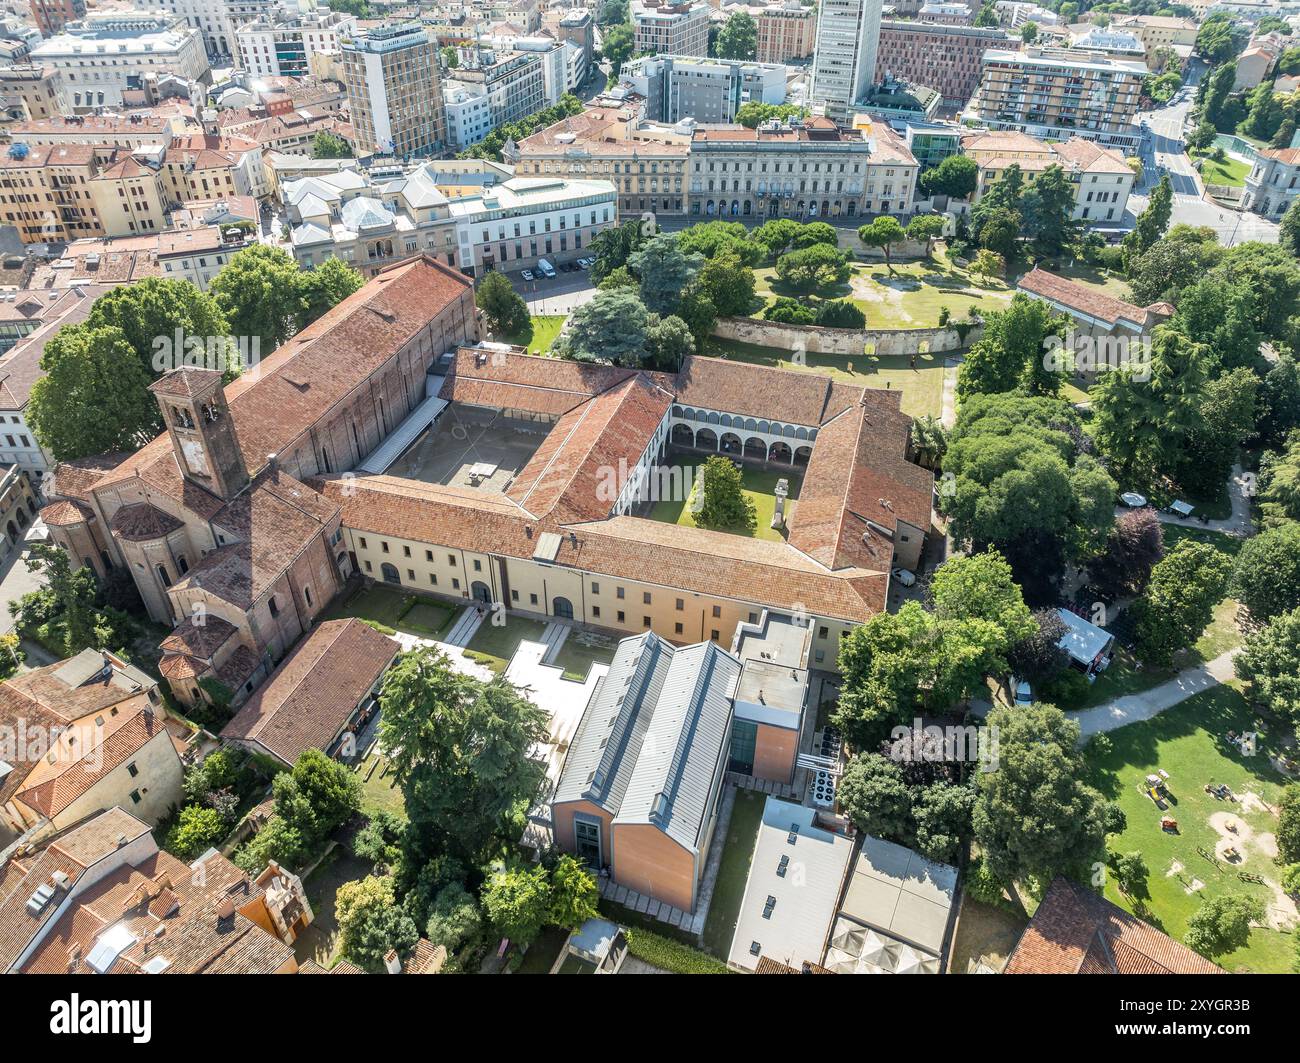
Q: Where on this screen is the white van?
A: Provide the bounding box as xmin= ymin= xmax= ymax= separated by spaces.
xmin=536 ymin=258 xmax=556 ymax=278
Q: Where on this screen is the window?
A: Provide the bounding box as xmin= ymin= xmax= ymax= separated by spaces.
xmin=126 ymin=762 xmax=138 ymax=778
xmin=452 ymin=578 xmax=461 ymax=589
xmin=617 ymin=610 xmax=625 ymax=623
xmin=711 ymin=629 xmax=720 ymax=641
xmin=364 ymin=560 xmax=373 ymax=573
xmin=473 ymin=559 xmax=483 ymax=571
xmin=381 ymin=541 xmax=389 ymax=553
xmin=574 ymin=817 xmax=601 ymax=866
xmin=448 ymin=554 xmax=457 ymax=566
xmin=403 ymin=545 xmax=411 ymax=557
xmin=643 ymin=616 xmax=651 ymax=628
xmin=426 ymin=550 xmax=434 ymax=562
xmin=729 ymin=719 xmax=756 ymax=774
xmin=269 ymin=596 xmax=279 ymax=617
xmin=616 ymin=587 xmax=625 ymax=599
xmin=592 ymin=605 xmax=601 ymax=618
xmin=819 ymin=626 xmax=828 ymax=639
xmin=530 ymin=593 xmax=539 ymax=605
xmin=643 ymin=592 xmax=652 ymax=605
xmin=676 ymin=598 xmax=684 ymax=611
xmin=712 ymin=605 xmax=721 ymax=618
xmin=130 ymin=790 xmax=141 ymax=804
xmin=675 ymin=622 xmax=683 ymax=635
xmin=591 ymin=581 xmax=600 ymax=594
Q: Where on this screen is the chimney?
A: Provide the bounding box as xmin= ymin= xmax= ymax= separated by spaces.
xmin=266 ymin=453 xmax=278 ymax=474
xmin=216 ymin=898 xmax=236 ymax=923
xmin=384 ymin=948 xmax=402 ymax=974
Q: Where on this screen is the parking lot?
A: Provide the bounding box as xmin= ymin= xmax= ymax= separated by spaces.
xmin=509 ymin=264 xmax=598 ymax=314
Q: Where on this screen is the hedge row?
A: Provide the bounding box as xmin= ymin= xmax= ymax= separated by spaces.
xmin=623 ymin=928 xmax=732 ymax=975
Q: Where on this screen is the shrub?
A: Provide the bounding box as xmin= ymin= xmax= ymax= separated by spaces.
xmin=1039 ymin=668 xmax=1090 ymax=709
xmin=815 ymin=300 xmax=867 ymax=329
xmin=964 ymin=854 xmax=1010 ymax=908
xmin=622 ymin=927 xmax=732 ymax=974
xmin=763 ymin=297 xmax=815 ymax=325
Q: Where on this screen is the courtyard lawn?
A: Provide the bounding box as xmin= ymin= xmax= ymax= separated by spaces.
xmin=701 ymin=788 xmax=767 ymax=959
xmin=293 ymin=848 xmax=374 ymax=969
xmin=1194 ymin=152 xmax=1251 ymax=188
xmin=357 ymin=752 xmax=405 ymax=817
xmin=947 ymin=896 xmax=1029 ymax=974
xmin=646 ymin=462 xmax=800 ymax=543
xmin=324 ymin=583 xmax=457 ymax=639
xmin=503 ymin=313 xmax=566 ymax=354
xmin=549 ymin=628 xmax=618 ymax=682
xmin=1085 ymin=683 xmax=1296 ymax=973
xmin=463 ymin=614 xmax=549 ymax=673
xmin=703 ymin=337 xmax=946 ymax=419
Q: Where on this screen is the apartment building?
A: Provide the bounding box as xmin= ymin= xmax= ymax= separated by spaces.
xmin=443 ymin=80 xmax=494 ymax=152
xmin=0 ymin=66 xmax=69 ymax=122
xmin=512 ymin=104 xmax=691 ymax=216
xmin=456 ymin=48 xmax=546 ymax=128
xmin=717 ymin=1 xmax=816 ymax=64
xmin=556 ymin=7 xmax=595 ymax=71
xmin=28 ymin=0 xmax=85 ymax=37
xmin=0 ymin=143 xmax=118 ymax=243
xmin=962 ymin=129 xmax=1135 ymax=225
xmin=341 ymin=22 xmax=446 ymax=158
xmin=1070 ymin=26 xmax=1147 ymax=63
xmin=811 ymin=0 xmax=886 ymax=123
xmin=967 ymin=47 xmax=1146 ymax=151
xmin=916 ymin=1 xmax=973 ymax=24
xmin=1111 ymin=14 xmax=1198 ymax=55
xmin=236 ymin=9 xmax=356 ymax=77
xmin=1242 ymin=144 xmax=1300 ymax=220
xmin=689 ymin=114 xmax=918 ymax=219
xmin=632 ymin=0 xmax=710 ymax=58
xmin=876 ymin=20 xmax=1008 ymax=107
xmin=137 ymin=0 xmax=275 ymax=58
xmin=30 ymin=13 xmax=211 ymax=111
xmin=619 ymin=53 xmax=788 ymax=124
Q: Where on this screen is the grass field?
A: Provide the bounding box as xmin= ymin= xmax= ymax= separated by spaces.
xmin=701 ymin=789 xmax=767 ymax=958
xmin=324 ymin=583 xmax=457 ymax=638
xmin=703 ymin=337 xmax=947 ymax=419
xmin=463 ymin=614 xmax=549 ymax=673
xmin=947 ymin=897 xmax=1029 ymax=974
xmin=501 ymin=313 xmax=566 ymax=354
xmin=1194 ymin=152 xmax=1252 ymax=188
xmin=753 ymin=252 xmax=1014 ymax=329
xmin=549 ymin=629 xmax=618 ymax=681
xmin=357 ymin=752 xmax=405 ymax=817
xmin=1086 ymin=684 xmax=1297 ymax=973
xmin=647 ymin=462 xmax=800 ymax=543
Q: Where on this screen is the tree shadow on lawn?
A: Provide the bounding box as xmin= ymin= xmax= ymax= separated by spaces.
xmin=1084 ymin=686 xmax=1291 ymax=804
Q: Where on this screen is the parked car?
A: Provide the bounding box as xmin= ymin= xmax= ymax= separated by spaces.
xmin=577 ymin=257 xmax=592 ymax=269
xmin=1011 ymin=677 xmax=1033 ymax=705
xmin=537 ymin=258 xmax=556 ymax=278
xmin=1119 ymin=491 xmax=1148 ymax=508
xmin=520 ymin=269 xmax=534 ymax=281
xmin=891 ymin=567 xmax=916 ymax=587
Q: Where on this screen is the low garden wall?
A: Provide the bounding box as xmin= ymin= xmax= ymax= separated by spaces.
xmin=713 ymin=315 xmax=982 ymax=357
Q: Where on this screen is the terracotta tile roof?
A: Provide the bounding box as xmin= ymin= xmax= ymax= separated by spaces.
xmin=403 ymin=938 xmax=447 ymax=973
xmin=19 ymin=843 xmax=294 ymax=975
xmin=221 ymin=619 xmax=396 ymax=764
xmin=46 ymin=453 xmax=131 ymax=502
xmin=168 ymin=467 xmax=339 ymax=610
xmin=754 ymin=956 xmax=835 ymax=974
xmin=1050 ymin=136 xmax=1134 ymax=176
xmin=160 ymin=614 xmax=239 ymax=659
xmin=1017 ymin=267 xmax=1154 ymax=330
xmin=159 ymin=652 xmax=206 ymax=681
xmin=109 ymin=501 xmax=185 ymax=542
xmin=0 ymin=808 xmax=151 ymax=972
xmin=789 ymin=396 xmax=933 ymax=570
xmin=0 ymin=285 xmax=111 ymax=411
xmin=672 ymin=355 xmax=860 ymax=427
xmin=13 ymin=700 xmax=169 ymax=819
xmin=1005 ymin=878 xmax=1226 ymax=975
xmin=1260 ymin=145 xmax=1300 ymax=166
xmin=40 ymin=498 xmax=95 ymax=527
xmin=215 ymin=645 xmax=263 ymax=691
xmin=506 ymin=374 xmax=673 ymax=523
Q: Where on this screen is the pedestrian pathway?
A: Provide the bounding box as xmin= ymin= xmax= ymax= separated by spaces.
xmin=538 ymin=620 xmax=570 ymax=663
xmin=1070 ymin=649 xmax=1241 ymax=740
xmin=442 ymin=605 xmax=484 ymax=647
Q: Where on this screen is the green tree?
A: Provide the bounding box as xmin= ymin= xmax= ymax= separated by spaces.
xmin=1233 ymin=608 xmax=1300 ymax=730
xmin=1279 ymin=785 xmax=1300 ymax=863
xmin=956 ymin=294 xmax=1064 ymax=399
xmin=693 ymin=454 xmax=755 ymax=532
xmin=929 ymin=549 xmax=1036 ymax=649
xmin=751 ymin=217 xmax=802 ymax=257
xmin=644 ymin=313 xmax=694 ymax=370
xmin=601 ymin=23 xmax=634 ymax=81
xmin=1019 ymin=164 xmax=1079 ymax=256
xmin=973 ymin=248 xmax=1006 ymax=280
xmin=1126 ymin=225 xmax=1224 ymax=304
xmin=695 ymin=250 xmax=755 ymax=316
xmin=311 ymin=131 xmax=353 ymax=158
xmin=907 ymin=214 xmax=947 ymax=258
xmin=336 ymin=875 xmax=421 ymax=972
xmin=547 ymin=855 xmax=599 ymax=930
xmin=1260 ymin=431 xmax=1300 ymax=524
xmin=590 ymin=218 xmax=650 ymax=283
xmin=1196 ymin=15 xmax=1241 ymax=64
xmin=1185 ymin=893 xmax=1264 ymax=958
xmin=858 ymin=216 xmax=906 ymax=273
xmin=1108 ymin=850 xmax=1149 ymax=897
xmin=816 ymin=300 xmax=866 ymax=328
xmin=481 ymin=862 xmax=552 ymax=945
xmin=165 ymin=805 xmax=227 ymax=860
xmin=676 ymin=220 xmax=764 ymax=265
xmin=562 ymin=288 xmax=650 ymax=365
xmin=296 ymin=257 xmax=364 ymax=330
xmin=475 ymin=271 xmax=530 ymax=336
xmin=838 ymin=753 xmax=913 ymax=841
xmin=791 ymin=221 xmax=839 ymax=249
xmin=1007 ymin=608 xmax=1070 ymax=687
xmin=733 ymin=102 xmax=807 ymax=129
xmin=1091 ymin=327 xmax=1211 ymax=487
xmin=27 ymin=324 xmax=159 ymax=462
xmin=912 ymin=782 xmax=976 ymax=863
xmin=1201 ymin=60 xmax=1237 ymax=130
xmin=86 ymin=277 xmax=230 ymax=382
xmin=209 ymin=243 xmax=304 ymax=351
xmin=1135 ymin=539 xmax=1234 ymax=665
xmin=380 ymin=647 xmax=549 ymax=869
xmin=715 ymin=10 xmax=756 ymax=59
xmin=441 ymin=46 xmax=459 ymax=69
xmin=1123 ymin=173 xmax=1173 ymax=265
xmin=919 ymin=154 xmax=978 ymax=200
xmin=1179 ymin=367 xmax=1258 ymax=494
xmin=627 ymin=233 xmax=703 ymax=314
xmin=909 ymin=413 xmax=947 ymax=470
xmin=1020 ymin=20 xmax=1038 ymax=43
xmin=973 ymin=703 xmax=1113 ymax=882
xmin=1231 ymin=522 xmax=1300 ymax=621
xmin=773 ymin=242 xmax=850 ymax=292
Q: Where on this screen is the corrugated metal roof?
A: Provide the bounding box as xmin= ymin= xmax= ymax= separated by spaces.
xmin=554 ymin=631 xmax=740 ymax=853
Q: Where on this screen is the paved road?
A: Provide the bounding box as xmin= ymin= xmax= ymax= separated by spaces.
xmin=512 ymin=271 xmax=598 ymax=314
xmin=0 ymin=546 xmax=42 ymax=636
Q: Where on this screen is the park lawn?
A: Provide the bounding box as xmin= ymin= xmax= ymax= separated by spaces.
xmin=324 ymin=583 xmax=457 ymax=638
xmin=647 ymin=462 xmax=799 ymax=543
xmin=703 ymin=337 xmax=946 ymax=419
xmin=754 ymin=257 xmax=1013 ymax=329
xmin=463 ymin=614 xmax=549 ymax=673
xmin=947 ymin=896 xmax=1029 ymax=974
xmin=549 ymin=628 xmax=618 ymax=681
xmin=1085 ymin=683 xmax=1296 ymax=973
xmin=701 ymin=789 xmax=767 ymax=958
xmin=1194 ymin=152 xmax=1251 ymax=188
xmin=502 ymin=313 xmax=566 ymax=354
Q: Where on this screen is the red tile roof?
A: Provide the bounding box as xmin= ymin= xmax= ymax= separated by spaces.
xmin=1005 ymin=878 xmax=1226 ymax=975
